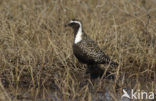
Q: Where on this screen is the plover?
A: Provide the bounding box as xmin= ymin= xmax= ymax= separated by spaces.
xmin=65 ymin=19 xmax=118 ymax=67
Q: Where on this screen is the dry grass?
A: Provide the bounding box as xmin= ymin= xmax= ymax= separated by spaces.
xmin=0 ymin=0 xmax=155 ymax=101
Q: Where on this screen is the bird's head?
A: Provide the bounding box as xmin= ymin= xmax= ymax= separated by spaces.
xmin=65 ymin=19 xmax=82 ymax=31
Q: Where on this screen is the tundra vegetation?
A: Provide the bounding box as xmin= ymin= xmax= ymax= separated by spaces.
xmin=0 ymin=0 xmax=155 ymax=101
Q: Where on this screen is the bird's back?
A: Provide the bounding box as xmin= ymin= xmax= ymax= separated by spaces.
xmin=73 ymin=33 xmax=117 ymax=66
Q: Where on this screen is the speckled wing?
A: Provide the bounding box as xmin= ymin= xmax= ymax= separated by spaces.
xmin=73 ymin=36 xmax=111 ymax=65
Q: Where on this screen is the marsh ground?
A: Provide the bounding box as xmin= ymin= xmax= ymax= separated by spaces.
xmin=0 ymin=0 xmax=156 ymax=101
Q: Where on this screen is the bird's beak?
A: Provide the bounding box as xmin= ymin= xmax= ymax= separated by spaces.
xmin=64 ymin=23 xmax=69 ymax=27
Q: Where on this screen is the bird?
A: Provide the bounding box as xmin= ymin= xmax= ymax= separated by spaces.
xmin=65 ymin=19 xmax=118 ymax=68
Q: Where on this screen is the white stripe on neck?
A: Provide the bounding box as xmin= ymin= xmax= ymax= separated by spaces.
xmin=70 ymin=21 xmax=83 ymax=44
xmin=75 ymin=26 xmax=82 ymax=44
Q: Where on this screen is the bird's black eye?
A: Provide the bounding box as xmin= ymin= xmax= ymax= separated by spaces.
xmin=69 ymin=22 xmax=77 ymax=26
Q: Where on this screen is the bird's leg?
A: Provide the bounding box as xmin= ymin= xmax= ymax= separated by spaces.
xmin=86 ymin=64 xmax=104 ymax=79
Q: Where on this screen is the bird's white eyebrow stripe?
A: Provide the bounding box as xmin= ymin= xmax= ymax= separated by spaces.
xmin=70 ymin=20 xmax=81 ymax=26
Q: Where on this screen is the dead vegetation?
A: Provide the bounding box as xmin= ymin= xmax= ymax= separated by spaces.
xmin=0 ymin=0 xmax=155 ymax=101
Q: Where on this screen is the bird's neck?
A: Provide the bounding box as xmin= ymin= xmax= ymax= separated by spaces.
xmin=74 ymin=26 xmax=83 ymax=44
